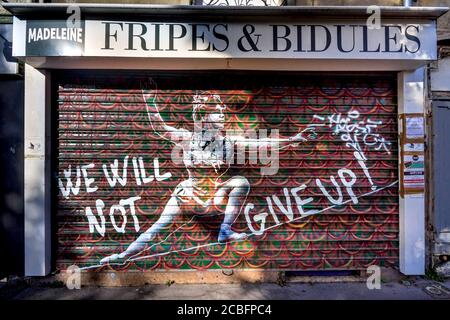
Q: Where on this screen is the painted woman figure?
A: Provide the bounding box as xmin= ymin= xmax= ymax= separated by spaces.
xmin=100 ymin=82 xmax=316 ymax=264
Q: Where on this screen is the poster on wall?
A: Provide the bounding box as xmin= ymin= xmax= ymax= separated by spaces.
xmin=400 ymin=113 xmax=425 ymax=195
xmin=405 ymin=116 xmax=425 ymax=140
xmin=404 ymin=142 xmax=424 ymax=153
xmin=403 ymin=154 xmax=425 ymax=191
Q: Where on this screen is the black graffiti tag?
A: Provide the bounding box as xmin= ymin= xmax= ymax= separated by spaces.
xmin=238 ymin=24 xmax=262 ymax=52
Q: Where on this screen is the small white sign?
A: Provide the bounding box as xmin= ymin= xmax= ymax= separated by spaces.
xmin=404 ymin=154 xmax=424 ymax=190
xmin=404 ymin=142 xmax=424 ymax=152
xmin=406 ymin=116 xmax=425 ymax=139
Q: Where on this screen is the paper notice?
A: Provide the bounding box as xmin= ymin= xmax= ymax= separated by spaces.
xmin=405 ymin=116 xmax=424 ymax=140
xmin=403 ymin=154 xmax=424 ymax=190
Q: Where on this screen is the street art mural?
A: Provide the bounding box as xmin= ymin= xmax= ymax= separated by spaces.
xmin=56 ymin=73 xmax=399 ymax=271
xmin=202 ymin=0 xmax=283 ymax=6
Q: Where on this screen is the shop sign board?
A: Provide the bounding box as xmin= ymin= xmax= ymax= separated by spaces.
xmin=13 ymin=18 xmax=437 ymax=60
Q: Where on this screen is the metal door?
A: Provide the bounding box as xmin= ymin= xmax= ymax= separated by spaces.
xmin=432 ymin=100 xmax=450 ymax=256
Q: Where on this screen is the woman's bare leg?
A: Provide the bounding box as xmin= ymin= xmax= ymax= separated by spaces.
xmin=214 ymin=176 xmax=250 ymax=242
xmin=100 ymin=195 xmax=182 ymax=264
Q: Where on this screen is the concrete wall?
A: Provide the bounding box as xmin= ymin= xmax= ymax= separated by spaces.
xmin=0 ymin=78 xmax=24 ymax=278
xmin=431 ymin=56 xmax=450 ymax=91
xmin=418 ymin=1 xmax=450 ymax=41
xmin=0 ymin=6 xmax=25 ymax=278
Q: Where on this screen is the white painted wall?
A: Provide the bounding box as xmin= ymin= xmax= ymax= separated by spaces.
xmin=24 ymin=64 xmax=51 ymax=276
xmin=431 ymin=56 xmax=450 ymax=91
xmin=398 ymin=67 xmax=426 ymax=275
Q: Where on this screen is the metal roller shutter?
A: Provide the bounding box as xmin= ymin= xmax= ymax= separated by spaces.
xmin=55 ymin=71 xmax=398 ymax=272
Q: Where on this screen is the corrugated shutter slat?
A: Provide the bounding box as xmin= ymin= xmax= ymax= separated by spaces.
xmin=56 ymin=72 xmax=398 ymax=271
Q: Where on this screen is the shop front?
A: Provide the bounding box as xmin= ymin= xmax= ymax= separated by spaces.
xmin=5 ymin=3 xmax=446 ymax=284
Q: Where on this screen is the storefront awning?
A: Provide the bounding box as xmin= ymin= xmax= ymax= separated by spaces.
xmin=3 ymin=4 xmax=448 ymax=71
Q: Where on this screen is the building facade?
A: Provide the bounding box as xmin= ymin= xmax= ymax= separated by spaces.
xmin=2 ymin=1 xmax=449 ymax=284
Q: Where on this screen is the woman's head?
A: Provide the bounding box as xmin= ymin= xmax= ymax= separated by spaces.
xmin=192 ymin=93 xmax=226 ymax=130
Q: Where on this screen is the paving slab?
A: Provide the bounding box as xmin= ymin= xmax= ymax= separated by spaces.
xmin=2 ymin=277 xmax=450 ymax=300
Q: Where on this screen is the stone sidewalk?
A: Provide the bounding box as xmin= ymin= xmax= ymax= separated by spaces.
xmin=1 ymin=276 xmax=450 ymax=300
